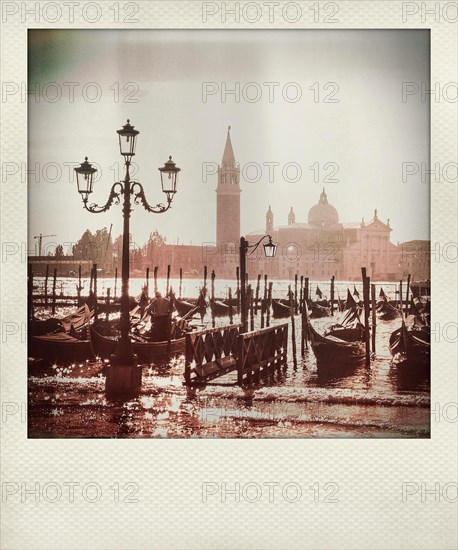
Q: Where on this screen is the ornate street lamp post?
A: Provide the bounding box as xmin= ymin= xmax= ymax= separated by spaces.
xmin=239 ymin=235 xmax=277 ymax=332
xmin=74 ymin=119 xmax=181 ymax=395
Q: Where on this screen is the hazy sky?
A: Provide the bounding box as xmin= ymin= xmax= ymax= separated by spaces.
xmin=28 ymin=29 xmax=430 ymax=254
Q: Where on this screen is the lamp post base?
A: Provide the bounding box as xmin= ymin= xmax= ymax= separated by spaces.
xmin=105 ymin=363 xmax=142 ymax=400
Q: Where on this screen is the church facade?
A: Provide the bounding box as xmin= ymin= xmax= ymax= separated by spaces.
xmin=246 ymin=192 xmax=402 ymax=281
xmin=140 ymin=129 xmax=429 ymax=282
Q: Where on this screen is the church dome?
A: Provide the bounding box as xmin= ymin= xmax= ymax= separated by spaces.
xmin=308 ymin=189 xmax=339 ymax=227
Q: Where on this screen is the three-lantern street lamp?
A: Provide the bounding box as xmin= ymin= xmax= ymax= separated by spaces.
xmin=74 ymin=119 xmax=181 ymax=368
xmin=239 ymin=235 xmax=277 ymax=332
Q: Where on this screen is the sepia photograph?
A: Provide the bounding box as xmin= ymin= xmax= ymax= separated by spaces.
xmin=27 ymin=29 xmax=431 ymax=438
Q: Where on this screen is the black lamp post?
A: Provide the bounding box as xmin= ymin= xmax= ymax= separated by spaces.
xmin=239 ymin=235 xmax=277 ymax=332
xmin=74 ymin=119 xmax=181 ymax=371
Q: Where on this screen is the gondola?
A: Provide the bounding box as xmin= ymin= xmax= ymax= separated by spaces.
xmin=307 ymin=319 xmax=366 ymax=366
xmin=29 ymin=305 xmax=93 ymax=336
xmin=210 ymin=299 xmax=231 ymax=317
xmin=271 ymin=299 xmax=291 ymax=318
xmin=30 ymin=332 xmax=92 ymax=364
xmin=389 ymin=321 xmax=430 ymax=368
xmin=344 ymin=288 xmax=361 ymax=311
xmin=29 ymin=305 xmax=94 ymax=363
xmin=315 ymin=298 xmax=331 ymax=308
xmin=308 ymin=301 xmax=331 ymax=318
xmin=412 ymin=296 xmax=430 ymax=316
xmin=279 ymin=298 xmax=298 ymax=308
xmin=89 ymin=324 xmax=186 ymax=363
xmin=174 ymin=298 xmax=197 ymax=317
xmin=221 ymin=297 xmax=239 ymax=307
xmin=376 ymin=300 xmax=400 ymax=321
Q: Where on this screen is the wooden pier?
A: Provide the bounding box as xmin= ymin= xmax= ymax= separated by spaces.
xmin=184 ymin=322 xmax=288 ymax=385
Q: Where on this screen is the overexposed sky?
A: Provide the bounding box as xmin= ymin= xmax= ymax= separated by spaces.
xmin=29 ymin=29 xmax=430 ymax=253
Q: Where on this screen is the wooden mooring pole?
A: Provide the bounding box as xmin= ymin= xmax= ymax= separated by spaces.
xmin=266 ymin=282 xmax=273 ymax=327
xmin=179 ymin=268 xmax=183 ymax=298
xmin=211 ymin=270 xmax=216 ymax=328
xmin=89 ymin=266 xmax=94 ymax=294
xmin=255 ymin=274 xmax=261 ymax=315
xmin=248 ymin=284 xmax=255 ymax=332
xmin=228 ymin=287 xmax=234 ymax=324
xmin=294 ymin=274 xmax=298 ymax=314
xmin=114 ymin=267 xmax=118 ymax=297
xmin=106 ymin=287 xmax=111 ymax=327
xmin=166 ymin=265 xmax=171 ymax=296
xmin=51 ymin=268 xmax=57 ymax=315
xmin=211 ymin=270 xmax=215 ymax=301
xmin=93 ymin=263 xmax=98 ymax=321
xmin=236 ymin=266 xmax=240 ymax=314
xmin=405 ymin=273 xmax=411 ymax=317
xmin=77 ymin=264 xmax=82 ymax=304
xmin=260 ymin=279 xmax=267 ymax=329
xmin=330 ymin=275 xmax=335 ymax=316
xmin=361 ymin=268 xmax=370 ymax=366
xmin=301 ymin=294 xmax=309 ymax=355
xmin=289 ymin=285 xmax=297 ymax=363
xmin=153 ymin=267 xmax=158 ymax=293
xmin=399 ymin=279 xmax=403 ymax=310
xmin=371 ymin=283 xmax=376 ymax=356
xmin=44 ymin=264 xmax=49 ymax=307
xmin=299 ymin=275 xmax=304 ymax=313
xmin=145 ymin=267 xmax=150 ymax=298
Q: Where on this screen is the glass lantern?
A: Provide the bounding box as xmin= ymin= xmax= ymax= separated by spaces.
xmin=116 ymin=119 xmax=139 ymax=161
xmin=159 ymin=156 xmax=181 ymax=195
xmin=74 ymin=157 xmax=97 ymax=198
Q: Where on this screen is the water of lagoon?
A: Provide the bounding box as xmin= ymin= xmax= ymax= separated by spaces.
xmin=28 ymin=278 xmax=430 ymax=438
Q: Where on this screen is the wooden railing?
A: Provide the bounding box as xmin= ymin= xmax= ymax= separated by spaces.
xmin=184 ymin=324 xmax=242 ymax=383
xmin=184 ymin=322 xmax=289 ymax=385
xmin=237 ymin=323 xmax=288 ymax=384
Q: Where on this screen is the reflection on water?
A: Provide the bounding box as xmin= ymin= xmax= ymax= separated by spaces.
xmin=28 ymin=282 xmax=430 ymax=438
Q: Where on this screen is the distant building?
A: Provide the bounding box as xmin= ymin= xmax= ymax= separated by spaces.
xmin=398 ymin=240 xmax=431 ymax=281
xmin=27 ymin=256 xmax=92 ymax=276
xmin=216 ymin=126 xmax=241 ymax=248
xmin=248 ymin=191 xmax=402 ymax=281
xmin=132 ymin=129 xmax=431 ymax=282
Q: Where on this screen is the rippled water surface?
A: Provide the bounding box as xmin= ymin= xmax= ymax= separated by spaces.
xmin=28 ymin=278 xmax=430 ymax=438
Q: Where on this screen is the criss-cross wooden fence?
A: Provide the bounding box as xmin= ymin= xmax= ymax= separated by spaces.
xmin=184 ymin=324 xmax=242 ymax=383
xmin=184 ymin=322 xmax=288 ymax=385
xmin=237 ymin=323 xmax=288 ymax=384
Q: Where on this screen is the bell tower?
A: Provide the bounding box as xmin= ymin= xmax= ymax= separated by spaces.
xmin=266 ymin=205 xmax=273 ymax=233
xmin=288 ymin=207 xmax=295 ymax=225
xmin=216 ymin=126 xmax=241 ymax=246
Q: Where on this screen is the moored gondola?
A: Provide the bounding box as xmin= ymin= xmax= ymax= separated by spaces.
xmin=308 ymin=301 xmax=331 ymax=318
xmin=29 ymin=305 xmax=94 ymax=336
xmin=307 ymin=319 xmax=366 ymax=367
xmin=376 ymin=287 xmax=400 ymax=320
xmin=89 ymin=324 xmax=186 ymax=363
xmin=271 ymin=299 xmax=291 ymax=318
xmin=389 ymin=321 xmax=430 ymax=369
xmin=210 ymin=299 xmax=230 ymax=317
xmin=376 ymin=300 xmax=400 ymax=321
xmin=29 ymin=305 xmax=93 ymax=363
xmin=29 ymin=331 xmax=92 ymax=364
xmin=174 ymin=298 xmax=197 ymax=317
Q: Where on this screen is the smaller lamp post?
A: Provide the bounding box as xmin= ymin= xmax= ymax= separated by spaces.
xmin=239 ymin=235 xmax=277 ymax=332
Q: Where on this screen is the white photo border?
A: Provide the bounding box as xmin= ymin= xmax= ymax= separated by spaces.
xmin=1 ymin=1 xmax=457 ymax=549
